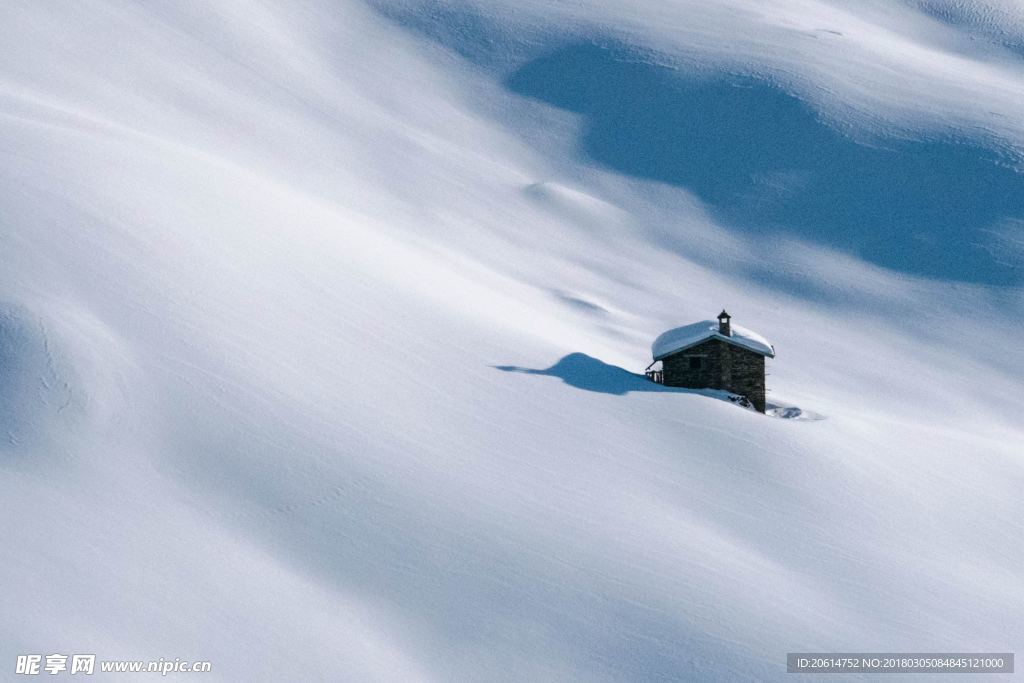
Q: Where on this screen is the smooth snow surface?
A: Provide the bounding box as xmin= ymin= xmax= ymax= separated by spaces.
xmin=1 ymin=1 xmax=1023 ymax=681
xmin=652 ymin=320 xmax=776 ymax=360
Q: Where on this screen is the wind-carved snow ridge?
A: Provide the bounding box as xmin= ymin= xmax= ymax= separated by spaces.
xmin=0 ymin=302 xmax=133 ymax=461
xmin=911 ymin=0 xmax=1024 ymax=59
xmin=0 ymin=306 xmax=73 ymax=453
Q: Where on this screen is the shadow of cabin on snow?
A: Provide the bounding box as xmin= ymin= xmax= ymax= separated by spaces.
xmin=647 ymin=311 xmax=775 ymax=413
xmin=496 ymin=311 xmax=776 ymax=413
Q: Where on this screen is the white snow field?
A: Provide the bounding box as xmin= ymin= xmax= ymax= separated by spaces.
xmin=1 ymin=1 xmax=1023 ymax=680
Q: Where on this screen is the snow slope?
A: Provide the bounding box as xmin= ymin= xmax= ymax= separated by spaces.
xmin=1 ymin=1 xmax=1022 ymax=680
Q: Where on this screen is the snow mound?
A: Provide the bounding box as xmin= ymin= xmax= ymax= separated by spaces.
xmin=765 ymin=401 xmax=825 ymax=421
xmin=652 ymin=320 xmax=775 ymax=360
xmin=0 ymin=306 xmax=72 ymax=452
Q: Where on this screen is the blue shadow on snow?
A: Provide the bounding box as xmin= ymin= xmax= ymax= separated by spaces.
xmin=506 ymin=43 xmax=1024 ymax=285
xmin=497 ymin=353 xmax=823 ymax=419
xmin=499 ymin=352 xmax=667 ymax=395
xmin=498 ymin=352 xmax=709 ymax=397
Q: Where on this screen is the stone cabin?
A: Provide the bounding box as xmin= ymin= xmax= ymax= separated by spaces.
xmin=645 ymin=311 xmax=775 ymax=412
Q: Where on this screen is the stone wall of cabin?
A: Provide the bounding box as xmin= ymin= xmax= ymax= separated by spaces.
xmin=661 ymin=338 xmax=767 ymax=412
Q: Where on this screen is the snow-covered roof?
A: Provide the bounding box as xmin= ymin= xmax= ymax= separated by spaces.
xmin=652 ymin=320 xmax=775 ymax=360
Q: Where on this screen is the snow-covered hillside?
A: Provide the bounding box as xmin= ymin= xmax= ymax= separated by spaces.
xmin=1 ymin=1 xmax=1022 ymax=680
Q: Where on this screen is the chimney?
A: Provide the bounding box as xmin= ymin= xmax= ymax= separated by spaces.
xmin=717 ymin=309 xmax=731 ymax=336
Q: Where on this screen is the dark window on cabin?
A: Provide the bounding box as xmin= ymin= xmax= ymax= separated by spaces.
xmin=688 ymin=357 xmax=702 ymax=370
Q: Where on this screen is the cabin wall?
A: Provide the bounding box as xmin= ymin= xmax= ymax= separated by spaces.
xmin=661 ymin=338 xmax=767 ymax=412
